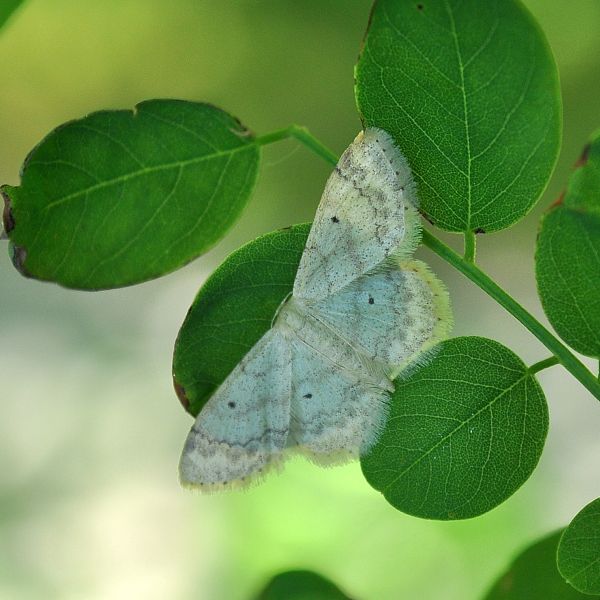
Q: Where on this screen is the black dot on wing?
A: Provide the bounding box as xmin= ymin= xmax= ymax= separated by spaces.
xmin=303 ymin=393 xmax=313 ymax=399
xmin=331 ymin=216 xmax=339 ymax=223
xmin=368 ymin=296 xmax=375 ymax=305
xmin=228 ymin=401 xmax=236 ymax=408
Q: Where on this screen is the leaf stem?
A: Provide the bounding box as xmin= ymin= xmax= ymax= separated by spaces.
xmin=255 ymin=125 xmax=338 ymax=167
xmin=421 ymin=229 xmax=600 ymax=401
xmin=463 ymin=230 xmax=476 ymax=263
xmin=529 ymin=356 xmax=560 ymax=374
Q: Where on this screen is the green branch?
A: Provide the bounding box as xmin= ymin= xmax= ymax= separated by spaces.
xmin=421 ymin=230 xmax=600 ymax=400
xmin=256 ymin=125 xmax=339 ymax=166
xmin=529 ymin=356 xmax=560 ymax=375
xmin=258 ymin=126 xmax=600 ymax=402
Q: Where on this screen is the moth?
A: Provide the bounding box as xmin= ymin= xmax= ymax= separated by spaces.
xmin=179 ymin=128 xmax=451 ymax=490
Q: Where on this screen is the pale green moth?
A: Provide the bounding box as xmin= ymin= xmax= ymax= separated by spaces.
xmin=179 ymin=128 xmax=452 ymax=491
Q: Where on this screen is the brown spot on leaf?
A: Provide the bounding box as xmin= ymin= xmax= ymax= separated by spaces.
xmin=357 ymin=1 xmax=377 ymax=58
xmin=575 ymin=143 xmax=591 ymax=168
xmin=10 ymin=244 xmax=31 ymax=278
xmin=550 ymin=190 xmax=565 ymax=209
xmin=2 ymin=189 xmax=15 ymax=235
xmin=173 ymin=378 xmax=191 ymax=413
xmin=549 ymin=142 xmax=592 ymax=210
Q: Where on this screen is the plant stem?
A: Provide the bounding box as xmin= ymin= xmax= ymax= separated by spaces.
xmin=255 ymin=125 xmax=338 ymax=167
xmin=463 ymin=230 xmax=476 ymax=263
xmin=529 ymin=356 xmax=560 ymax=374
xmin=258 ymin=125 xmax=600 ymax=401
xmin=421 ymin=230 xmax=600 ymax=400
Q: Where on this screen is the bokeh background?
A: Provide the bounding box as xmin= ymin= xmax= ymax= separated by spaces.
xmin=0 ymin=1 xmax=599 ymax=598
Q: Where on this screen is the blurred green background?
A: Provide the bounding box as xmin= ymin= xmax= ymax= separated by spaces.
xmin=0 ymin=1 xmax=599 ymax=598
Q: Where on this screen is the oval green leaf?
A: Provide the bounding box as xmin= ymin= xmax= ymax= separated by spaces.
xmin=1 ymin=99 xmax=260 ymax=289
xmin=536 ymin=135 xmax=600 ymax=358
xmin=361 ymin=336 xmax=548 ymax=520
xmin=355 ymin=0 xmax=561 ymax=233
xmin=484 ymin=530 xmax=593 ymax=600
xmin=172 ymin=224 xmax=310 ymax=416
xmin=255 ymin=570 xmax=352 ymax=600
xmin=558 ymin=497 xmax=600 ymax=595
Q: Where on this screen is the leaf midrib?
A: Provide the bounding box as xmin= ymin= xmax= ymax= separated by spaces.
xmin=568 ymin=554 xmax=600 ymax=585
xmin=444 ymin=0 xmax=472 ymax=231
xmin=25 ymin=143 xmax=255 ymax=214
xmin=380 ymin=370 xmax=529 ymax=493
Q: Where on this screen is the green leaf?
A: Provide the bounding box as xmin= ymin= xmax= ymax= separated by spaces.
xmin=254 ymin=570 xmax=352 ymax=600
xmin=356 ymin=0 xmax=561 ymax=233
xmin=484 ymin=530 xmax=593 ymax=599
xmin=557 ymin=497 xmax=600 ymax=595
xmin=361 ymin=336 xmax=548 ymax=520
xmin=536 ymin=135 xmax=600 ymax=358
xmin=172 ymin=224 xmax=309 ymax=416
xmin=1 ymin=100 xmax=260 ymax=289
xmin=0 ymin=0 xmax=24 ymax=30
